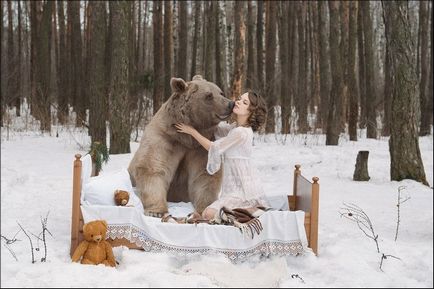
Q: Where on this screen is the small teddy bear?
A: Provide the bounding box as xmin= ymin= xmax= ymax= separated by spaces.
xmin=71 ymin=220 xmax=116 ymax=267
xmin=114 ymin=189 xmax=130 ymax=206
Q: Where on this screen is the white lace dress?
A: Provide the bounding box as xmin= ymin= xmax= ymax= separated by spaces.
xmin=206 ymin=122 xmax=269 ymax=211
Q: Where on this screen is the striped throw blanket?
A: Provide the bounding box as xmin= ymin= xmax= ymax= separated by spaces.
xmin=161 ymin=206 xmax=273 ymax=239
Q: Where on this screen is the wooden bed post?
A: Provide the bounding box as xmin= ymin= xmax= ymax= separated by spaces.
xmin=310 ymin=176 xmax=319 ymax=255
xmin=288 ymin=164 xmax=301 ymax=211
xmin=70 ymin=154 xmax=82 ymax=257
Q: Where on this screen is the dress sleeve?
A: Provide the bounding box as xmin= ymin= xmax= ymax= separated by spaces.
xmin=207 ymin=128 xmax=249 ymax=175
xmin=214 ymin=121 xmax=235 ymax=139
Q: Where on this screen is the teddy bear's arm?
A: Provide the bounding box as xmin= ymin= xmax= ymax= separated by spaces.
xmin=104 ymin=241 xmax=116 ymax=267
xmin=71 ymin=240 xmax=90 ymax=262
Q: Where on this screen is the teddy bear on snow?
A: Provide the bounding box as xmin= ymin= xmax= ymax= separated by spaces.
xmin=71 ymin=220 xmax=116 ymax=267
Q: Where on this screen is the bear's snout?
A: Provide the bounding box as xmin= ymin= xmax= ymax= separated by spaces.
xmin=228 ymin=101 xmax=235 ymax=111
xmin=94 ymin=235 xmax=102 ymax=242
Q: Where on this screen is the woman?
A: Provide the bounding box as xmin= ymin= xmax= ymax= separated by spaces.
xmin=175 ymin=91 xmax=269 ymax=221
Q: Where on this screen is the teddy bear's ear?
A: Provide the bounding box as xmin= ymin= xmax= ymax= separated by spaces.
xmin=100 ymin=220 xmax=108 ymax=229
xmin=170 ymin=77 xmax=187 ymax=93
xmin=192 ymin=75 xmax=204 ymax=81
xmin=83 ymin=223 xmax=88 ymax=232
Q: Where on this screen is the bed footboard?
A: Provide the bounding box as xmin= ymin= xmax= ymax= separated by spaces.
xmin=288 ymin=164 xmax=320 ymax=255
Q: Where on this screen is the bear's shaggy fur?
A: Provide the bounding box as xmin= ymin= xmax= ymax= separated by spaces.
xmin=128 ymin=75 xmax=234 ymax=216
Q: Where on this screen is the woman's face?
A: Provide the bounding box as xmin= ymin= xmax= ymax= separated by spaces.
xmin=232 ymin=93 xmax=251 ymax=116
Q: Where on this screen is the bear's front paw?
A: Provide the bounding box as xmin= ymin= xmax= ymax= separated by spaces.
xmin=144 ymin=210 xmax=167 ymax=218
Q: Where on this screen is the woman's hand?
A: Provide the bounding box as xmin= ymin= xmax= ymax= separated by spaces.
xmin=175 ymin=123 xmax=197 ymax=136
xmin=175 ymin=123 xmax=211 ymax=151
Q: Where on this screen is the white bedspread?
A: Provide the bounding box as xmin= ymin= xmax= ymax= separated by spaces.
xmin=81 ymin=204 xmax=309 ymax=262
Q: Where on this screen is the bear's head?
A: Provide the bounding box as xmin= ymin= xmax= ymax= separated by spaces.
xmin=114 ymin=189 xmax=130 ymax=206
xmin=82 ymin=220 xmax=108 ymax=243
xmin=169 ymin=75 xmax=235 ymax=129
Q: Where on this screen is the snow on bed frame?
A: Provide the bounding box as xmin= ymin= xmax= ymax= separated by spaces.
xmin=70 ymin=155 xmax=320 ymax=257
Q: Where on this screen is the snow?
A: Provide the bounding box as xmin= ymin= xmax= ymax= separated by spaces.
xmin=1 ymin=125 xmax=433 ymax=287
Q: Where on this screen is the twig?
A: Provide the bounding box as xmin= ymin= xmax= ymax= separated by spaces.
xmin=40 ymin=211 xmax=53 ymax=262
xmin=16 ymin=222 xmax=36 ymax=263
xmin=1 ymin=230 xmax=22 ymax=261
xmin=395 ymin=186 xmax=410 ymax=241
xmin=379 ymin=253 xmax=401 ymax=272
xmin=340 ymin=202 xmax=380 ymax=253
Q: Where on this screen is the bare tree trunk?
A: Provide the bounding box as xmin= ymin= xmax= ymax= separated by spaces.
xmin=310 ymin=1 xmax=320 ymax=129
xmin=56 ymin=0 xmax=68 ymax=124
xmin=0 ymin=1 xmax=6 ymax=127
xmin=256 ymin=0 xmax=264 ymax=94
xmin=246 ymin=0 xmax=255 ymax=90
xmin=348 ymin=1 xmax=359 ymax=141
xmin=109 ymin=1 xmax=132 ymax=154
xmin=89 ymin=1 xmax=107 ymax=147
xmin=340 ymin=1 xmax=349 ymax=131
xmin=7 ymin=0 xmax=16 ymax=112
xmin=152 ymin=0 xmax=164 ymax=114
xmin=278 ymin=1 xmax=290 ymax=134
xmin=296 ymin=1 xmax=308 ymax=133
xmin=190 ymin=1 xmax=201 ymax=80
xmin=69 ymin=1 xmax=84 ymax=127
xmin=382 ymin=2 xmax=392 ymax=137
xmin=0 ymin=0 xmax=4 ymax=127
xmin=428 ymin=4 xmax=433 ymax=132
xmin=164 ymin=0 xmax=173 ymax=97
xmin=129 ymin=1 xmax=139 ymax=110
xmin=326 ymin=1 xmax=343 ymax=145
xmin=418 ymin=0 xmax=430 ymax=136
xmin=318 ymin=0 xmax=329 ymax=131
xmin=177 ymin=0 xmax=188 ymax=80
xmin=204 ymin=1 xmax=215 ymax=81
xmin=383 ymin=1 xmax=429 ymax=186
xmin=230 ymin=1 xmax=245 ymax=100
xmin=16 ymin=0 xmax=22 ymax=117
xmin=36 ymin=1 xmax=53 ymax=132
xmin=141 ymin=1 xmax=148 ymax=75
xmin=264 ymin=0 xmax=277 ymax=133
xmin=29 ymin=1 xmax=41 ymax=120
xmin=358 ymin=6 xmax=366 ymax=129
xmin=214 ymin=1 xmax=223 ymax=89
xmin=361 ymin=1 xmax=377 ymax=138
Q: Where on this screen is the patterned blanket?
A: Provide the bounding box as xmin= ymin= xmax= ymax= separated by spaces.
xmin=161 ymin=206 xmax=273 ymax=239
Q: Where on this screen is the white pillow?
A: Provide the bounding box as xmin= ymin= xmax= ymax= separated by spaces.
xmin=82 ymin=169 xmax=144 ymax=212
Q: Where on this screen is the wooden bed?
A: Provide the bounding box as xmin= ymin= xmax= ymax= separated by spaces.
xmin=70 ymin=154 xmax=319 ymax=257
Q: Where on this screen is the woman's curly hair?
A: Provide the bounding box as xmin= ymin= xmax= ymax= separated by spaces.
xmin=246 ymin=91 xmax=268 ymax=132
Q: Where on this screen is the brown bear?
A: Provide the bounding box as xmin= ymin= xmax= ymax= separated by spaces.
xmin=128 ymin=75 xmax=234 ymax=217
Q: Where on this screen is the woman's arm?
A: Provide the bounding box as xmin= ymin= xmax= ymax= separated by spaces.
xmin=175 ymin=123 xmax=211 ymax=151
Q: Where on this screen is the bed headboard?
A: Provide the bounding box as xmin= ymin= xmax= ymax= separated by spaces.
xmin=288 ymin=164 xmax=319 ymax=255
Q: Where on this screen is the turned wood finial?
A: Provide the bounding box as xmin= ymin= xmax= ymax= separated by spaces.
xmin=75 ymin=154 xmax=82 ymax=160
xmin=295 ymin=164 xmax=301 ymax=171
xmin=312 ymin=177 xmax=319 ymax=184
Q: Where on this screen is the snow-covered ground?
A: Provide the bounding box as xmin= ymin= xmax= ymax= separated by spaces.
xmin=1 ymin=124 xmax=433 ymax=287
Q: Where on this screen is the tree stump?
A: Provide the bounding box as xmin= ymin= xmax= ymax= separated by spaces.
xmin=353 ymin=151 xmax=370 ymax=181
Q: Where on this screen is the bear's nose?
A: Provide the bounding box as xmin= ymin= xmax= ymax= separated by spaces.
xmin=228 ymin=101 xmax=235 ymax=110
xmin=95 ymin=236 xmax=102 ymax=242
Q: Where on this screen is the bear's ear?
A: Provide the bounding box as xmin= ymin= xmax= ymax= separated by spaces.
xmin=170 ymin=77 xmax=187 ymax=93
xmin=192 ymin=75 xmax=204 ymax=81
xmin=83 ymin=223 xmax=88 ymax=233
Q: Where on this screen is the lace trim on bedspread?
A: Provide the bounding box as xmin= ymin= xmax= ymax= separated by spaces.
xmin=106 ymin=223 xmax=304 ymax=262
